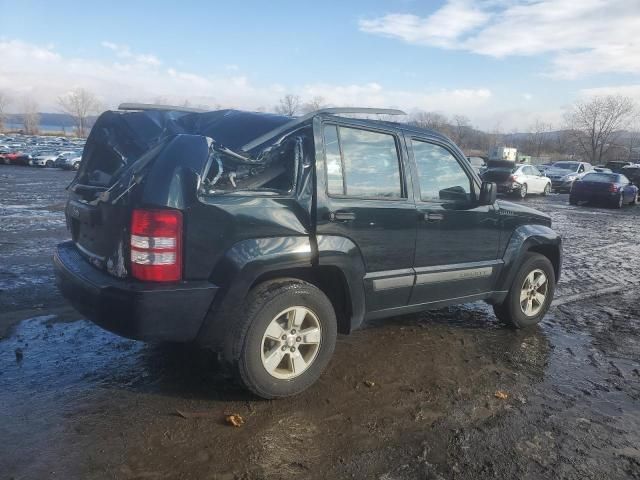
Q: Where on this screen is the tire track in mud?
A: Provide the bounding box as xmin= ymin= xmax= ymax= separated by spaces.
xmin=526 ymin=197 xmax=640 ymax=307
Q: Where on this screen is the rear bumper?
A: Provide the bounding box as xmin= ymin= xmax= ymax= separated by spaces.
xmin=571 ymin=192 xmax=618 ymax=203
xmin=54 ymin=241 xmax=218 ymax=342
xmin=496 ymin=182 xmax=520 ymax=194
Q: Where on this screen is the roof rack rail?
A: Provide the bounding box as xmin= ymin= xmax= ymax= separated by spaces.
xmin=118 ymin=103 xmax=207 ymax=114
xmin=240 ymin=107 xmax=406 ymax=151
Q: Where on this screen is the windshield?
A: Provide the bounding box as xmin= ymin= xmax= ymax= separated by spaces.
xmin=582 ymin=173 xmax=618 ymax=183
xmin=552 ymin=162 xmax=579 ymax=170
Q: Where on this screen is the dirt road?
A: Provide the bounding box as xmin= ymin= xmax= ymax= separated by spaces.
xmin=1 ymin=165 xmax=639 ymax=479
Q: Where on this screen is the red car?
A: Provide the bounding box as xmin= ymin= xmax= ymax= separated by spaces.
xmin=2 ymin=152 xmax=32 ymax=166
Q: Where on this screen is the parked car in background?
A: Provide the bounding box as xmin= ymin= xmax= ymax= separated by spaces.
xmin=537 ymin=163 xmax=554 ymax=175
xmin=2 ymin=151 xmax=32 ymax=166
xmin=481 ymin=162 xmax=551 ymax=198
xmin=621 ymin=164 xmax=640 ymax=184
xmin=545 ymin=161 xmax=593 ymax=192
xmin=604 ymin=161 xmax=633 ymax=173
xmin=593 ymin=167 xmax=613 ymax=173
xmin=55 ymin=151 xmax=83 ymax=170
xmin=32 ymin=152 xmax=60 ymax=168
xmin=54 ymin=104 xmax=562 ymax=398
xmin=570 ymin=172 xmax=638 ymax=208
xmin=466 ymin=156 xmax=486 ymax=174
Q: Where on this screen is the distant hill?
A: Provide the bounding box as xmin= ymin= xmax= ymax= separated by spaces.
xmin=4 ymin=112 xmax=98 ymax=131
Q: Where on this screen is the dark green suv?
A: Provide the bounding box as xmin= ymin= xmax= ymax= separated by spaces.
xmin=54 ymin=105 xmax=562 ymax=398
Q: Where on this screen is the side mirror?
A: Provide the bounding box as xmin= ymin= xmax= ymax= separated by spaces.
xmin=479 ymin=181 xmax=497 ymax=205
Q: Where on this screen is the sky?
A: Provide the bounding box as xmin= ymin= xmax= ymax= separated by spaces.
xmin=1 ymin=0 xmax=639 ymax=130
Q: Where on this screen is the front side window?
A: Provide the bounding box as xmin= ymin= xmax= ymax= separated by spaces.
xmin=412 ymin=140 xmax=472 ymax=203
xmin=322 ymin=125 xmax=403 ymax=198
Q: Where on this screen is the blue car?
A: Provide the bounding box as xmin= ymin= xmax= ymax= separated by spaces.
xmin=569 ymin=172 xmax=638 ymax=208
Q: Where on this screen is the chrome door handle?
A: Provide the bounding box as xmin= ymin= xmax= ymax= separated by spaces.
xmin=330 ymin=211 xmax=356 ymax=221
xmin=424 ymin=212 xmax=444 ymax=222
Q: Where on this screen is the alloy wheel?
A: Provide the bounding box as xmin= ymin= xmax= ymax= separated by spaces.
xmin=520 ymin=269 xmax=548 ymax=317
xmin=260 ymin=306 xmax=322 ymax=380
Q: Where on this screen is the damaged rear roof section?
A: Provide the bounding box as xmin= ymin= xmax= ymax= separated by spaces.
xmin=75 ymin=108 xmax=294 ymax=188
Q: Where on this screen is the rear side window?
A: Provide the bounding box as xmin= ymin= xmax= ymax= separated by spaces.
xmin=412 ymin=140 xmax=472 ymax=203
xmin=323 ymin=125 xmax=403 ymax=199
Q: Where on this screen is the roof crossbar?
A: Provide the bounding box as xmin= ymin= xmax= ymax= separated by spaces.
xmin=240 ymin=107 xmax=406 ymax=151
xmin=118 ymin=103 xmax=207 ymax=114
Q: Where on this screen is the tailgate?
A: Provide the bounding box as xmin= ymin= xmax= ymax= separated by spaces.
xmin=66 ymin=110 xmax=211 ymax=278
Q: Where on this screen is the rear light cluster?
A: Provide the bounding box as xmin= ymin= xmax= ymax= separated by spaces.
xmin=609 ymin=184 xmax=619 ymax=193
xmin=130 ymin=209 xmax=183 ymax=282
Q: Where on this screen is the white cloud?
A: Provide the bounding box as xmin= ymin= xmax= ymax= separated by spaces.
xmin=0 ymin=38 xmax=501 ymax=126
xmin=101 ymin=40 xmax=161 ymax=66
xmin=359 ymin=0 xmax=640 ymax=79
xmin=579 ymin=84 xmax=640 ymax=103
xmin=359 ymin=1 xmax=489 ymax=48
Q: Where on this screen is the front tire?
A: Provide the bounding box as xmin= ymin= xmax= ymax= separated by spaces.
xmin=232 ymin=279 xmax=337 ymax=399
xmin=493 ymin=253 xmax=555 ymax=328
xmin=46 ymin=160 xmax=54 ymax=168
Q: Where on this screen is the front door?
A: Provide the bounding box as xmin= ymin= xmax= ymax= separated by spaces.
xmin=408 ymin=137 xmax=502 ymax=305
xmin=315 ymin=120 xmax=417 ymax=312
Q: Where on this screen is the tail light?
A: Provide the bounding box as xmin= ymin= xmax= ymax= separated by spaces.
xmin=509 ymin=174 xmax=517 ymax=183
xmin=130 ymin=209 xmax=182 ymax=282
xmin=609 ymin=184 xmax=619 ymax=193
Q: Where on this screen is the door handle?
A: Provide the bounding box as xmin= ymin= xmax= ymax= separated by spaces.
xmin=423 ymin=212 xmax=444 ymax=222
xmin=330 ymin=210 xmax=356 ymax=222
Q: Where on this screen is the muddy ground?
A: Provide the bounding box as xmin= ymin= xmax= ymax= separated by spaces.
xmin=1 ymin=165 xmax=639 ymax=479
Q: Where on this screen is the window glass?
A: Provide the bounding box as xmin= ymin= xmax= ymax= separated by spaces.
xmin=323 ymin=124 xmax=344 ymax=195
xmin=413 ymin=140 xmax=472 ymax=203
xmin=323 ymin=125 xmax=402 ymax=198
xmin=530 ymin=166 xmax=541 ymax=176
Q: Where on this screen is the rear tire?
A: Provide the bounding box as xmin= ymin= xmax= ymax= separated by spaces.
xmin=516 ymin=184 xmax=527 ymax=199
xmin=231 ymin=279 xmax=337 ymax=399
xmin=542 ymin=183 xmax=551 ymax=196
xmin=493 ymin=253 xmax=555 ymax=329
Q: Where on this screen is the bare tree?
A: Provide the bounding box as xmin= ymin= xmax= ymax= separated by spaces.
xmin=564 ymin=95 xmax=636 ymax=164
xmin=526 ymin=119 xmax=553 ymax=157
xmin=411 ymin=111 xmax=449 ymax=135
xmin=22 ymin=98 xmax=40 ymax=135
xmin=451 ymin=115 xmax=471 ymax=149
xmin=58 ymin=88 xmax=102 ymax=137
xmin=0 ymin=91 xmax=9 ymax=131
xmin=624 ymin=118 xmax=640 ymax=162
xmin=275 ymin=94 xmax=301 ymax=116
xmin=301 ymin=96 xmax=327 ymax=114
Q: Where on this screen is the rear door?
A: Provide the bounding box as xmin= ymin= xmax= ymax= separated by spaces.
xmin=524 ymin=165 xmax=546 ymax=193
xmin=408 ymin=137 xmax=502 ymax=305
xmin=315 ymin=120 xmax=417 ymax=312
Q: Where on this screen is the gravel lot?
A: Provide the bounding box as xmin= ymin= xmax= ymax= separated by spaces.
xmin=1 ymin=165 xmax=639 ymax=479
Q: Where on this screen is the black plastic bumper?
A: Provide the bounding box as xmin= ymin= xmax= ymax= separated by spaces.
xmin=54 ymin=241 xmax=218 ymax=342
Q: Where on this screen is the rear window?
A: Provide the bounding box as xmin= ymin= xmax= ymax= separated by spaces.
xmin=582 ymin=173 xmax=618 ymax=183
xmin=323 ymin=125 xmax=403 ymax=199
xmin=552 ymin=162 xmax=579 ymax=170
